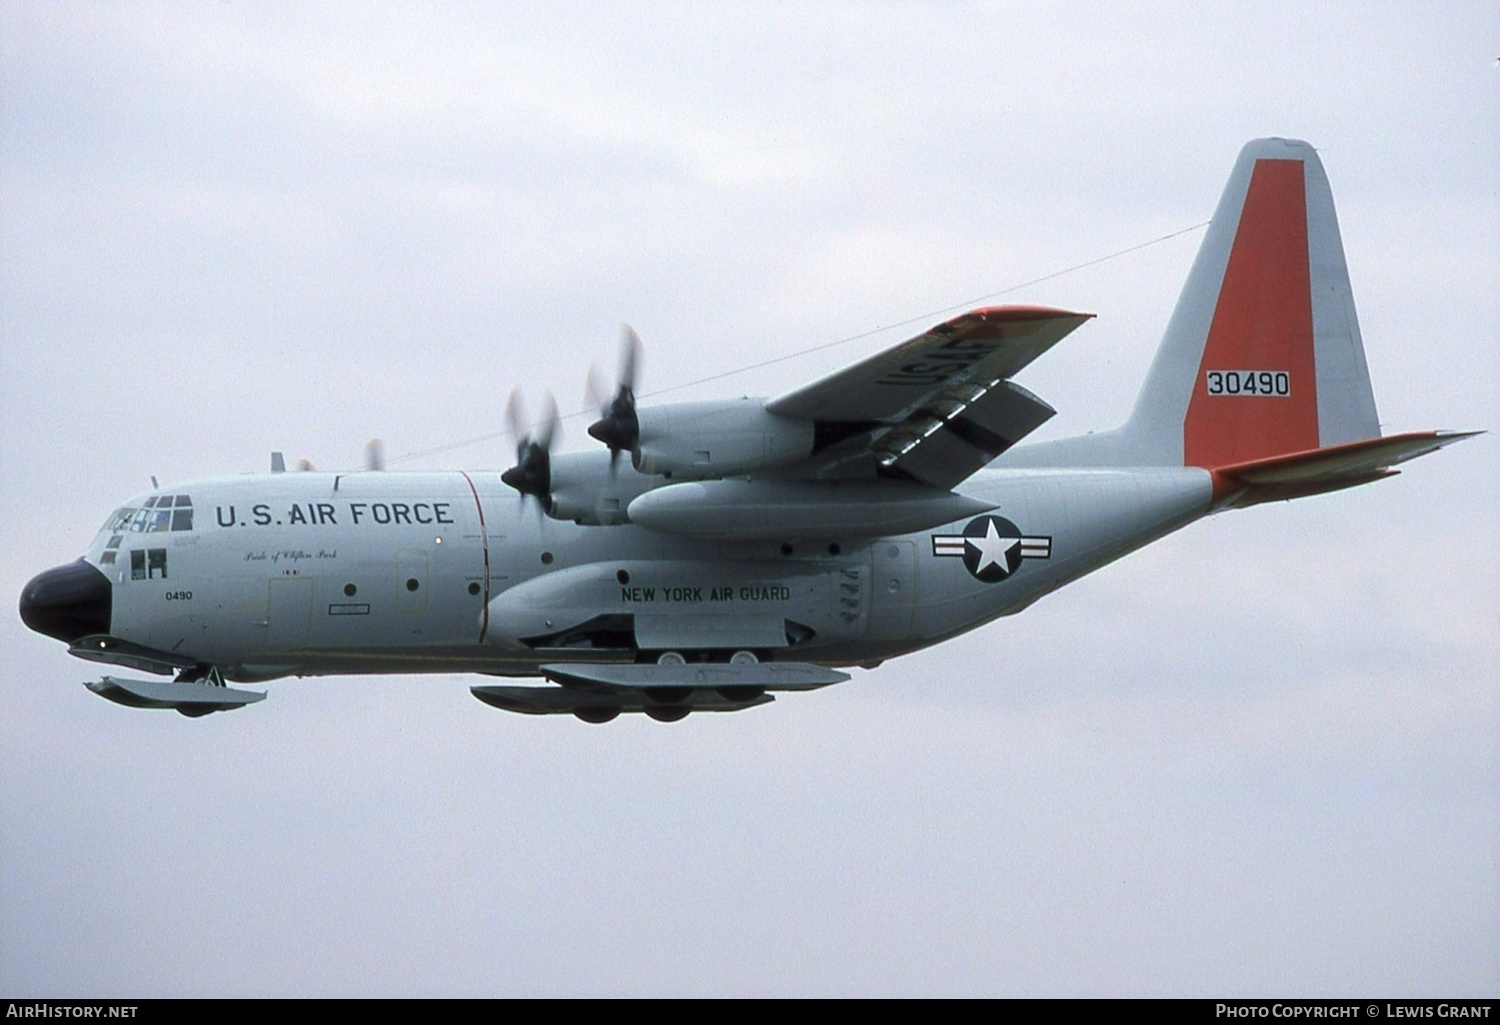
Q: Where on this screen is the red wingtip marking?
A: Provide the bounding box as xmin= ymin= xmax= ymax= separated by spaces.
xmin=1184 ymin=159 xmax=1319 ymax=468
xmin=968 ymin=305 xmax=1095 ymax=321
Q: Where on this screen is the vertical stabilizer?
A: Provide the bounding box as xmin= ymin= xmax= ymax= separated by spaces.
xmin=1121 ymin=138 xmax=1380 ymax=466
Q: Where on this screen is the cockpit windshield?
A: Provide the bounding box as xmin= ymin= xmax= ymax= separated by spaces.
xmin=103 ymin=494 xmax=194 ymax=534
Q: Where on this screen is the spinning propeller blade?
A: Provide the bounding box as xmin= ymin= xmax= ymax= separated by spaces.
xmin=501 ymin=389 xmax=559 ymax=507
xmin=587 ymin=324 xmax=642 ymax=466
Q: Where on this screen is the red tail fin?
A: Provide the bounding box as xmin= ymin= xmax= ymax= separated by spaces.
xmin=1183 ymin=158 xmax=1321 ymax=467
xmin=998 ymin=139 xmax=1476 ymax=480
xmin=1110 ymin=139 xmax=1381 ymax=468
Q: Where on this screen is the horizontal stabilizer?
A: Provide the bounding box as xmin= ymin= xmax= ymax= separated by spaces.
xmin=84 ymin=676 xmax=266 ymax=717
xmin=1212 ymin=430 xmax=1481 ymax=507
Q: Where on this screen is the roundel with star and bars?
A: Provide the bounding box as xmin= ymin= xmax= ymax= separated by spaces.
xmin=930 ymin=515 xmax=1053 ymax=583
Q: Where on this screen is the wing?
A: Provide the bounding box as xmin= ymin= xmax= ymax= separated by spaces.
xmin=766 ymin=305 xmax=1093 ymax=488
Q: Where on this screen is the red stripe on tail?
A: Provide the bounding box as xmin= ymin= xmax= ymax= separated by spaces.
xmin=1184 ymin=159 xmax=1320 ymax=468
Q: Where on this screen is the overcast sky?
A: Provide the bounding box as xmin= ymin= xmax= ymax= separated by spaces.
xmin=2 ymin=2 xmax=1496 ymax=997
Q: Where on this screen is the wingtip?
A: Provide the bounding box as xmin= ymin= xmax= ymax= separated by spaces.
xmin=968 ymin=304 xmax=1095 ymax=322
xmin=1417 ymin=428 xmax=1486 ymax=451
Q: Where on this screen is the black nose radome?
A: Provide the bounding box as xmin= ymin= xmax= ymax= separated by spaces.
xmin=19 ymin=559 xmax=112 ymax=644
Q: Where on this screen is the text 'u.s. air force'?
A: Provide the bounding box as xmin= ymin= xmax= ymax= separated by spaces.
xmin=214 ymin=502 xmax=455 ymax=528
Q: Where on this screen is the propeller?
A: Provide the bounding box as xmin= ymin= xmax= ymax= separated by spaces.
xmin=501 ymin=389 xmax=560 ymax=507
xmin=586 ymin=324 xmax=643 ymax=467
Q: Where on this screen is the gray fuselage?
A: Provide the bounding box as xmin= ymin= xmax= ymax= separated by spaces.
xmin=76 ymin=464 xmax=1214 ymax=682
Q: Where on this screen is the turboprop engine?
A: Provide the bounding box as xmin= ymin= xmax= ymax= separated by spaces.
xmin=509 ymin=324 xmax=996 ymax=537
xmin=631 ymin=398 xmax=815 ymax=479
xmin=545 ymin=450 xmax=658 ymax=526
xmin=515 ymin=328 xmax=820 ymax=518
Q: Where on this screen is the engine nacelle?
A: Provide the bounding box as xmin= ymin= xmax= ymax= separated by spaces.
xmin=633 ymin=399 xmax=815 ymax=479
xmin=545 ymin=450 xmax=660 ymax=526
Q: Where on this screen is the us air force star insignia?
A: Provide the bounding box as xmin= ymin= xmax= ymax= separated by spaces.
xmin=931 ymin=515 xmax=1052 ymax=583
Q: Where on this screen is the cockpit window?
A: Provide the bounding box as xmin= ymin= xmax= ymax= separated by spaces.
xmin=116 ymin=496 xmax=196 ymax=533
xmin=128 ymin=548 xmax=168 ymax=580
